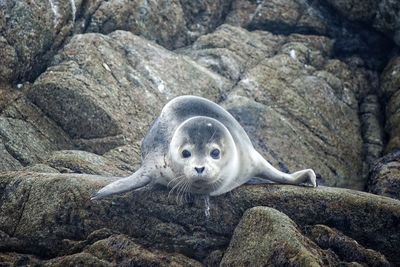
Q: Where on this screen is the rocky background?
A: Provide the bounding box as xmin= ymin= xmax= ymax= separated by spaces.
xmin=0 ymin=0 xmax=400 ymax=266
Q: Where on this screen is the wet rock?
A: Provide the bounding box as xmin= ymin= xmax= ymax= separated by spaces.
xmin=369 ymin=151 xmax=400 ymax=200
xmin=0 ymin=172 xmax=399 ymax=264
xmin=306 ymin=224 xmax=390 ymax=266
xmin=220 ymin=207 xmax=337 ymax=266
xmin=29 ymin=30 xmax=230 ymax=151
xmin=380 ymin=56 xmax=400 ymax=153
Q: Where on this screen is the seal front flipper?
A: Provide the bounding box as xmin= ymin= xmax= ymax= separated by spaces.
xmin=91 ymin=168 xmax=152 ymax=200
xmin=254 ymin=152 xmax=317 ymax=187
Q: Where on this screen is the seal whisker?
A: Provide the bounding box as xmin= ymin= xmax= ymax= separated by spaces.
xmin=168 ymin=177 xmax=186 ymax=201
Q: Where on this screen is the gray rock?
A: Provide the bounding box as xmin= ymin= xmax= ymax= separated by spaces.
xmin=369 ymin=151 xmax=400 ymax=200
xmin=46 ymin=150 xmax=134 ymax=176
xmin=220 ymin=207 xmax=337 ymax=266
xmin=29 ymin=30 xmax=230 ymax=151
xmin=380 ymin=56 xmax=400 ymax=153
xmin=0 ymin=0 xmax=80 ymax=83
xmin=181 ymin=25 xmax=376 ymax=189
xmin=226 ymin=0 xmax=328 ymax=35
xmin=0 ymin=172 xmax=399 ymax=264
xmin=0 ymin=88 xmax=73 ymax=171
xmin=306 ymin=224 xmax=390 ymax=266
xmin=86 ymin=0 xmax=233 ymax=50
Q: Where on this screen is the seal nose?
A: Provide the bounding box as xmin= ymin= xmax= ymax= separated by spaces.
xmin=195 ymin=166 xmax=205 ymax=174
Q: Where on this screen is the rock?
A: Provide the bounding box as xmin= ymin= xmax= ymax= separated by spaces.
xmin=86 ymin=0 xmax=233 ymax=49
xmin=0 ymin=0 xmax=79 ymax=83
xmin=0 ymin=252 xmax=41 ymax=266
xmin=380 ymin=56 xmax=400 ymax=153
xmin=0 ymin=88 xmax=73 ymax=171
xmin=325 ymin=0 xmax=400 ymax=46
xmin=305 ymin=224 xmax=390 ymax=266
xmin=225 ymin=0 xmax=394 ymax=68
xmin=23 ymin=164 xmax=60 ymax=174
xmin=220 ymin=207 xmax=337 ymax=266
xmin=46 ymin=150 xmax=134 ymax=176
xmin=368 ymin=151 xmax=400 ymax=200
xmin=226 ymin=0 xmax=328 ymax=35
xmin=43 ymin=233 xmax=203 ymax=266
xmin=180 ymin=24 xmax=380 ymax=189
xmin=28 ymin=30 xmax=230 ymax=151
xmin=102 ymin=144 xmax=142 ymax=170
xmin=0 ymin=172 xmax=399 ymax=264
xmin=83 ymin=234 xmax=202 ymax=266
xmin=45 ymin=252 xmax=111 ymax=267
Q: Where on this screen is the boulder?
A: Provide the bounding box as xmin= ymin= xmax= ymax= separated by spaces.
xmin=86 ymin=0 xmax=233 ymax=49
xmin=305 ymin=224 xmax=390 ymax=266
xmin=225 ymin=0 xmax=394 ymax=68
xmin=325 ymin=0 xmax=400 ymax=46
xmin=45 ymin=150 xmax=135 ymax=176
xmin=0 ymin=172 xmax=399 ymax=264
xmin=0 ymin=87 xmax=73 ymax=172
xmin=380 ymin=56 xmax=400 ymax=153
xmin=220 ymin=207 xmax=337 ymax=266
xmin=0 ymin=0 xmax=80 ymax=83
xmin=181 ymin=25 xmax=377 ymax=189
xmin=369 ymin=151 xmax=400 ymax=200
xmin=28 ymin=30 xmax=230 ymax=152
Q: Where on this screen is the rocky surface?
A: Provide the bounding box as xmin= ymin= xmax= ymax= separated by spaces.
xmin=369 ymin=151 xmax=400 ymax=200
xmin=220 ymin=207 xmax=338 ymax=266
xmin=1 ymin=0 xmax=400 ymax=265
xmin=381 ymin=56 xmax=400 ymax=153
xmin=0 ymin=172 xmax=399 ymax=265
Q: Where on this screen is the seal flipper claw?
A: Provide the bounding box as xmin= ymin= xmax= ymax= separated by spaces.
xmin=91 ymin=168 xmax=152 ymax=200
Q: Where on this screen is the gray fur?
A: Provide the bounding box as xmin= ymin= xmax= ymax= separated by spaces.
xmin=92 ymin=95 xmax=316 ymax=200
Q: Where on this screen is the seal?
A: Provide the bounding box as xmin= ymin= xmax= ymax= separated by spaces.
xmin=91 ymin=95 xmax=316 ymax=200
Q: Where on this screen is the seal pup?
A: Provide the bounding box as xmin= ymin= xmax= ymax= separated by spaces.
xmin=91 ymin=95 xmax=316 ymax=200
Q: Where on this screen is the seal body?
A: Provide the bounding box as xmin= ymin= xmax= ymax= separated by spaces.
xmin=92 ymin=96 xmax=316 ymax=199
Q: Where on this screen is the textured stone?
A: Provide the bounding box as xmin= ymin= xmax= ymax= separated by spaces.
xmin=220 ymin=207 xmax=337 ymax=266
xmin=0 ymin=88 xmax=72 ymax=171
xmin=381 ymin=56 xmax=400 ymax=153
xmin=306 ymin=224 xmax=390 ymax=266
xmin=181 ymin=24 xmax=373 ymax=189
xmin=0 ymin=172 xmax=399 ymax=264
xmin=369 ymin=151 xmax=400 ymax=200
xmin=29 ymin=31 xmax=230 ymax=150
xmin=0 ymin=0 xmax=80 ymax=83
xmin=86 ymin=0 xmax=233 ymax=50
xmin=46 ymin=150 xmax=134 ymax=176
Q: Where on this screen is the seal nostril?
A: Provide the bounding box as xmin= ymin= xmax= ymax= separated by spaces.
xmin=195 ymin=166 xmax=205 ymax=174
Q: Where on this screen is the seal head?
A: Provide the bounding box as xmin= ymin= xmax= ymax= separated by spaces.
xmin=168 ymin=116 xmax=238 ymax=194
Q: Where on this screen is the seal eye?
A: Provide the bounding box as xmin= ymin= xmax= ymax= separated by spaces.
xmin=181 ymin=149 xmax=191 ymax=158
xmin=210 ymin=148 xmax=220 ymax=159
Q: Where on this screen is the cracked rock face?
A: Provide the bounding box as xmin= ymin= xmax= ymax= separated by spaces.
xmin=1 ymin=0 xmax=400 ymax=265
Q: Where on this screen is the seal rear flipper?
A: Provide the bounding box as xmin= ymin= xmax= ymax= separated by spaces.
xmin=254 ymin=152 xmax=317 ymax=187
xmin=91 ymin=169 xmax=152 ymax=200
